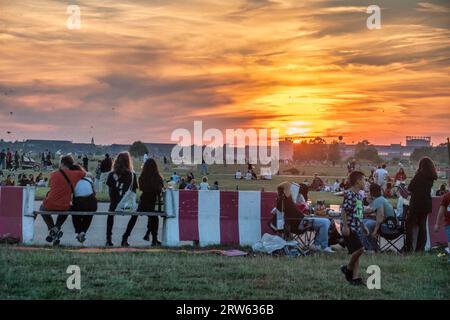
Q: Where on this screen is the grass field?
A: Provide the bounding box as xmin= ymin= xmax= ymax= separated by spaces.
xmin=0 ymin=245 xmax=449 ymax=300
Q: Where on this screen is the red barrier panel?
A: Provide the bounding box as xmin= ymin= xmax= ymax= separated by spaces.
xmin=0 ymin=187 xmax=23 ymax=241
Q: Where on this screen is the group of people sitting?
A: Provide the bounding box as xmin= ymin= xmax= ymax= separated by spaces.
xmin=168 ymin=171 xmax=219 ymax=191
xmin=39 ymin=152 xmax=166 ymax=247
xmin=274 ymin=156 xmax=449 ymax=284
xmin=0 ymin=172 xmax=48 ymax=187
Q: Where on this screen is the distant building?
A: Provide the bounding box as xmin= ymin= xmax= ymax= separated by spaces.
xmin=406 ymin=136 xmax=431 ymax=148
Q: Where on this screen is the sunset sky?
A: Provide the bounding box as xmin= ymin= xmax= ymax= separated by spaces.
xmin=0 ymin=0 xmax=449 ymax=145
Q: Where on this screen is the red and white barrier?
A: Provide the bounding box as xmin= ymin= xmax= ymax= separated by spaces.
xmin=162 ymin=190 xmax=277 ymax=246
xmin=0 ymin=186 xmax=35 ymax=244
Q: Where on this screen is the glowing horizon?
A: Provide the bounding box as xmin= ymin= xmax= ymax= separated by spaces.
xmin=0 ymin=0 xmax=449 ymax=145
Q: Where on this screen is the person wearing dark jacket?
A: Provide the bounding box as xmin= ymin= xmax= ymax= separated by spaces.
xmin=105 ymin=152 xmax=138 ymax=247
xmin=121 ymin=158 xmax=164 ymax=247
xmin=406 ymin=157 xmax=438 ymax=252
xmin=275 ymin=181 xmax=305 ymax=233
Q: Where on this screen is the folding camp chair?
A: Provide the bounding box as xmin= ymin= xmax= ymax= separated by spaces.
xmin=377 ymin=205 xmax=408 ymax=253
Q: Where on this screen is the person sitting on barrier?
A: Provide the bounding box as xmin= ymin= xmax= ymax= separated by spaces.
xmin=41 ymin=155 xmax=86 ymax=245
xmin=122 ymin=158 xmax=163 ymax=247
xmin=361 ymin=183 xmax=395 ymax=252
xmin=71 ymin=171 xmax=98 ymax=244
xmin=295 ymin=185 xmax=335 ymax=253
xmin=105 ymin=151 xmax=138 ymax=247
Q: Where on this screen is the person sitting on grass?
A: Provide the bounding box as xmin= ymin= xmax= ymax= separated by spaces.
xmin=340 ymin=171 xmax=370 ymax=286
xmin=275 ymin=181 xmax=305 ymax=234
xmin=235 ymin=170 xmax=242 ymax=180
xmin=394 ymin=167 xmax=407 ymax=182
xmin=41 ymin=155 xmax=87 ymax=245
xmin=310 ymin=173 xmax=324 ymax=191
xmin=178 ymin=177 xmax=187 ymax=190
xmin=436 ymin=183 xmax=448 ymax=196
xmin=211 ymin=181 xmax=219 ymax=190
xmin=199 ymin=176 xmax=210 ymax=190
xmin=185 ymin=178 xmax=198 ymax=190
xmin=1 ymin=174 xmax=15 ymax=186
xmin=434 ymin=177 xmax=450 ymax=257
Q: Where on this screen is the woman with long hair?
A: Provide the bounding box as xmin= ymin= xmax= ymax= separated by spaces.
xmin=106 ymin=152 xmax=138 ymax=246
xmin=406 ymin=157 xmax=438 ymax=252
xmin=121 ymin=158 xmax=164 ymax=246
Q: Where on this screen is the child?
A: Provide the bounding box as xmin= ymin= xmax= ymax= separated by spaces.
xmin=340 ymin=171 xmax=369 ymax=286
xmin=434 ymin=178 xmax=450 ymax=256
xmin=199 ymin=176 xmax=210 ymax=190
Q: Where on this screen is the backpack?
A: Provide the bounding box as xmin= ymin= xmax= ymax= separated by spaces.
xmin=115 ymin=172 xmax=137 ymax=212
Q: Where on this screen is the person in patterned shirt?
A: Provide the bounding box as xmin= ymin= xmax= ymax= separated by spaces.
xmin=340 ymin=171 xmax=369 ymax=286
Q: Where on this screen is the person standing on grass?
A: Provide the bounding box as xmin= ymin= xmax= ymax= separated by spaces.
xmin=406 ymin=157 xmax=437 ymax=252
xmin=0 ymin=149 xmax=5 ymax=170
xmin=99 ymin=154 xmax=112 ymax=193
xmin=106 ymin=152 xmax=138 ymax=247
xmin=340 ymin=171 xmax=370 ymax=286
xmin=41 ymin=155 xmax=86 ymax=245
xmin=122 ymin=158 xmax=163 ymax=247
xmin=82 ymin=154 xmax=89 ymax=171
xmin=434 ymin=176 xmax=450 ymax=257
xmin=374 ymin=164 xmax=389 ymax=191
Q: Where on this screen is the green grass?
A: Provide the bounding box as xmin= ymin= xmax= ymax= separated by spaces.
xmin=0 ymin=245 xmax=448 ymax=300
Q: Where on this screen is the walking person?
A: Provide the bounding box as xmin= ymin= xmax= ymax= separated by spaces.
xmin=105 ymin=152 xmax=138 ymax=247
xmin=406 ymin=157 xmax=438 ymax=252
xmin=14 ymin=151 xmax=20 ymax=170
xmin=121 ymin=158 xmax=163 ymax=247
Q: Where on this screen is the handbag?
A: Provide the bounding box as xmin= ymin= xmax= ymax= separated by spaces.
xmin=115 ymin=171 xmax=137 ymax=212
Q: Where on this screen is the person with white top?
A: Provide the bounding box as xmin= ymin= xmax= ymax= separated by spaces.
xmin=199 ymin=176 xmax=210 ymax=190
xmin=143 ymin=152 xmax=149 ymax=164
xmin=171 ymin=172 xmax=180 ymax=183
xmin=71 ymin=173 xmax=97 ymax=244
xmin=235 ymin=170 xmax=242 ymax=180
xmin=374 ymin=164 xmax=389 ymax=190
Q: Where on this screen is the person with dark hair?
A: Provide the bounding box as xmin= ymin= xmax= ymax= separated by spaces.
xmin=340 ymin=171 xmax=369 ymax=285
xmin=6 ymin=148 xmax=13 ymax=170
xmin=276 ymin=182 xmax=304 ymax=233
xmin=121 ymin=158 xmax=164 ymax=247
xmin=362 ymin=183 xmax=395 ymax=251
xmin=40 ymin=155 xmax=86 ymax=245
xmin=14 ymin=151 xmax=20 ymax=170
xmin=436 ymin=183 xmax=448 ymax=197
xmin=98 ymin=154 xmax=113 ymax=193
xmin=106 ymin=152 xmax=137 ymax=246
xmin=178 ymin=177 xmax=187 ymax=190
xmin=0 ymin=149 xmax=5 ymax=170
xmin=82 ymin=154 xmax=89 ymax=171
xmin=211 ymin=181 xmax=219 ymax=190
xmin=406 ymin=156 xmax=438 ymax=252
xmin=395 ymin=167 xmax=407 ymax=182
xmin=71 ymin=169 xmax=97 ymax=244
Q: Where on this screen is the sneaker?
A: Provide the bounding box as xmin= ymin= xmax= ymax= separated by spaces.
xmin=340 ymin=265 xmax=352 ymax=282
xmin=46 ymin=227 xmax=58 ymax=243
xmin=322 ymin=247 xmax=334 ymax=253
xmin=152 ymin=240 xmax=162 ymax=247
xmin=351 ymin=278 xmax=364 ymax=286
xmin=121 ymin=240 xmax=130 ymax=247
xmin=143 ymin=233 xmax=150 ymax=242
xmin=105 ymin=239 xmax=114 ymax=247
xmin=76 ymin=232 xmax=86 ymax=244
xmin=52 ymin=228 xmax=63 ymax=246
